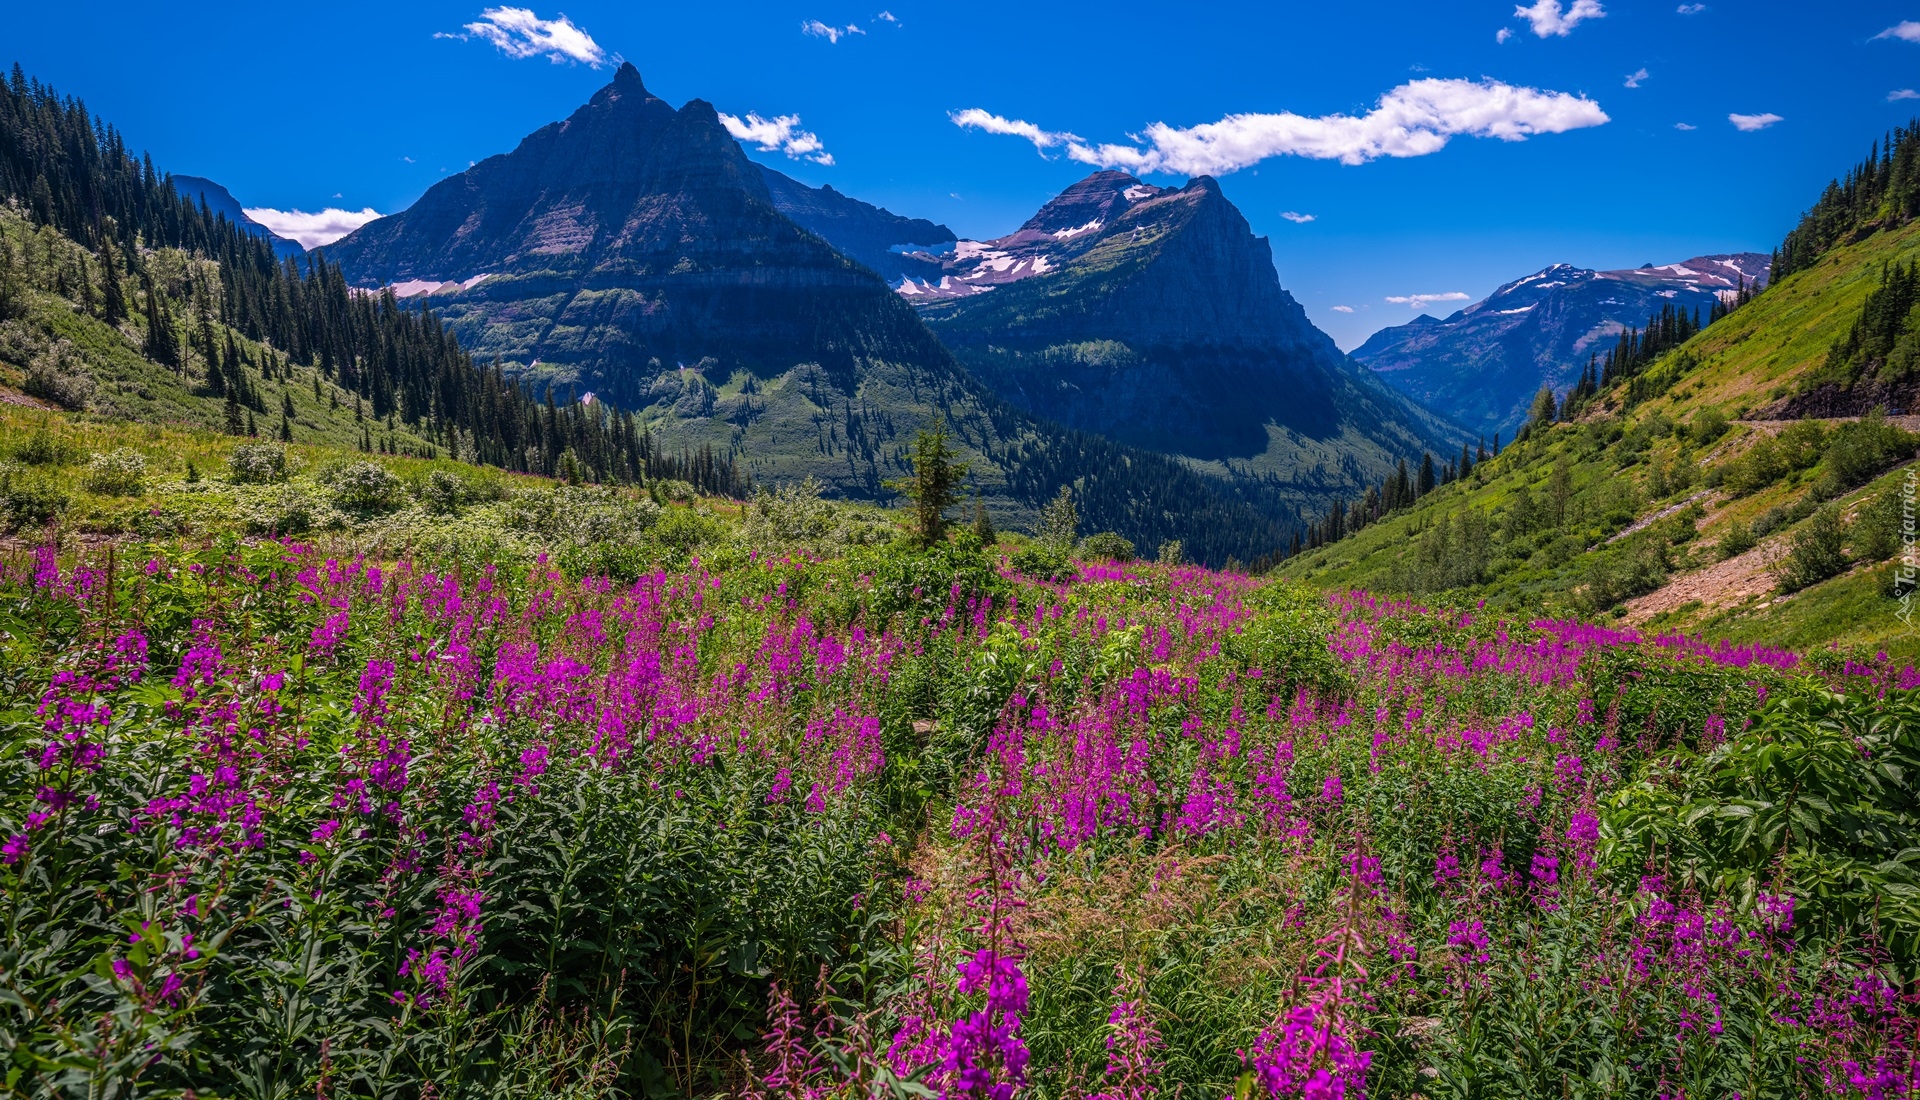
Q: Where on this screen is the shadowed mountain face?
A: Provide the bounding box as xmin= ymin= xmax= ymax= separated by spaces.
xmin=321 ymin=62 xmax=951 ymax=397
xmin=757 ymin=165 xmax=954 ymax=284
xmin=1353 ymin=254 xmax=1771 ymax=436
xmin=913 ymin=172 xmax=1460 ymax=483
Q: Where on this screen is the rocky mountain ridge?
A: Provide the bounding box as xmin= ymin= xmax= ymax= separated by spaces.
xmin=913 ymin=170 xmax=1462 ymax=500
xmin=1354 ymin=252 xmax=1771 ymax=436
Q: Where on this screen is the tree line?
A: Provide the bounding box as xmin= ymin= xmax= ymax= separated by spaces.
xmin=0 ymin=64 xmax=725 ymax=491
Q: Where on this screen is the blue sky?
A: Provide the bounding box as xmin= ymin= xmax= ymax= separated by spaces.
xmin=11 ymin=1 xmax=1920 ymax=348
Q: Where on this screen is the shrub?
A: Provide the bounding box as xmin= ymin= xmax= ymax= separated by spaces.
xmin=321 ymin=460 xmax=406 ymax=517
xmin=0 ymin=465 xmax=66 ymax=531
xmin=652 ymin=479 xmax=696 ymax=504
xmin=81 ymin=448 xmax=147 ymax=497
xmin=1078 ymin=531 xmax=1136 ymax=562
xmin=228 ymin=442 xmax=294 ymax=484
xmin=236 ymin=482 xmax=341 ymax=535
xmin=11 ymin=431 xmax=81 ymax=466
xmin=1690 ymin=406 xmax=1729 ymax=444
xmin=1825 ymin=409 xmax=1916 ymax=490
xmin=417 ymin=469 xmax=471 ymax=515
xmin=650 ymin=505 xmax=725 ymax=555
xmin=1717 ymin=521 xmax=1757 ymax=559
xmin=1854 ymin=482 xmax=1906 ymax=562
xmin=1778 ymin=504 xmax=1848 ymax=593
xmin=1157 ymin=538 xmax=1184 ymax=566
xmin=507 ymin=485 xmax=661 ymax=545
xmin=745 ymin=478 xmax=838 ymax=550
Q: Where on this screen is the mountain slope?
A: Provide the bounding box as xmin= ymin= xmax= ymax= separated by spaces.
xmin=320 ymin=64 xmax=1294 ymax=561
xmin=173 ymin=175 xmax=306 ymax=259
xmin=911 ymin=171 xmax=1462 ymax=504
xmin=757 ymin=165 xmax=953 ymax=283
xmin=1278 ymin=214 xmax=1920 ymax=658
xmin=1354 ymin=253 xmax=1770 ymax=436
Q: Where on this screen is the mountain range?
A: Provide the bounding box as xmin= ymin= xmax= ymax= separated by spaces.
xmin=319 ymin=62 xmax=1301 ymax=561
xmin=1354 ymin=253 xmax=1771 ymax=436
xmin=903 ymin=170 xmax=1459 ymax=491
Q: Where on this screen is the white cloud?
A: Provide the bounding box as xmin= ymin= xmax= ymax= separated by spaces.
xmin=1280 ymin=211 xmax=1317 ymax=223
xmin=1052 ymin=78 xmax=1607 ymax=176
xmin=1676 ymin=3 xmax=1706 ymax=12
xmin=1729 ymin=112 xmax=1783 ymax=132
xmin=1893 ymin=89 xmax=1920 ymax=102
xmin=1385 ymin=291 xmax=1470 ymax=309
xmin=949 ymin=108 xmax=1082 ymax=155
xmin=719 ymin=112 xmax=834 ymax=165
xmin=1495 ymin=27 xmax=1513 ymax=43
xmin=1515 ymin=0 xmax=1605 ymax=37
xmin=802 ymin=20 xmax=865 ymax=42
xmin=874 ymin=10 xmax=898 ymax=22
xmin=1624 ymin=67 xmax=1648 ymax=88
xmin=1331 ymin=305 xmax=1355 ymax=313
xmin=1673 ymin=121 xmax=1697 ymax=130
xmin=243 ymin=207 xmax=382 ymax=249
xmin=1875 ymin=21 xmax=1920 ymax=42
xmin=442 ymin=7 xmax=605 ymax=66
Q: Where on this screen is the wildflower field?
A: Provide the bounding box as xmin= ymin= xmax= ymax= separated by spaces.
xmin=6 ymin=534 xmax=1920 ymax=1099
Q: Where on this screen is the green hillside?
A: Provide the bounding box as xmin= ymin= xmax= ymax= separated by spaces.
xmin=1277 ymin=214 xmax=1920 ymax=659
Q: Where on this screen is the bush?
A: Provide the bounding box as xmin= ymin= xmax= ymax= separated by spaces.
xmin=1718 ymin=521 xmax=1757 ymax=559
xmin=321 ymin=460 xmax=406 ymax=517
xmin=228 ymin=442 xmax=294 ymax=484
xmin=236 ymin=482 xmax=341 ymax=536
xmin=507 ymin=485 xmax=661 ymax=546
xmin=11 ymin=431 xmax=81 ymax=467
xmin=1078 ymin=531 xmax=1136 ymax=562
xmin=650 ymin=505 xmax=726 ymax=555
xmin=652 ymin=479 xmax=696 ymax=504
xmin=0 ymin=465 xmax=66 ymax=532
xmin=1825 ymin=409 xmax=1916 ymax=490
xmin=1778 ymin=504 xmax=1848 ymax=593
xmin=81 ymin=448 xmax=146 ymax=497
xmin=417 ymin=469 xmax=472 ymax=515
xmin=745 ymin=478 xmax=837 ymax=550
xmin=1690 ymin=406 xmax=1729 ymax=444
xmin=1853 ymin=482 xmax=1906 ymax=562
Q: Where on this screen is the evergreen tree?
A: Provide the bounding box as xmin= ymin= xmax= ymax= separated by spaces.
xmin=886 ymin=418 xmax=967 ymax=548
xmin=1416 ymin=452 xmax=1436 ymax=497
xmin=97 ymin=234 xmax=124 ymax=325
xmin=1529 ymin=385 xmax=1558 ymax=428
xmin=141 ymin=278 xmax=178 ymax=367
xmin=971 ymin=495 xmax=996 ymax=544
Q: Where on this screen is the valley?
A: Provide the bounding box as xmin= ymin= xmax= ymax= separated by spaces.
xmin=5 ymin=25 xmax=1920 ymax=1100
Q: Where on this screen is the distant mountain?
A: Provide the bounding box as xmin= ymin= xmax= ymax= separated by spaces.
xmin=172 ymin=175 xmax=305 ymax=258
xmin=758 ymin=165 xmax=953 ymax=283
xmin=1353 ymin=253 xmax=1771 ymax=437
xmin=321 ymin=63 xmax=1294 ymax=562
xmin=911 ymin=170 xmax=1462 ymax=502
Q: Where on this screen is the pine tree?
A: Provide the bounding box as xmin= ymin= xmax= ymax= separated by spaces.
xmin=224 ymin=387 xmax=243 ymax=435
xmin=279 ymin=412 xmax=292 ymax=442
xmin=97 ymin=233 xmax=124 ymax=325
xmin=971 ymin=495 xmax=996 ymax=544
xmin=142 ymin=278 xmax=178 ymax=368
xmin=886 ymin=418 xmax=967 ymax=547
xmin=1417 ymin=452 xmax=1436 ymax=496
